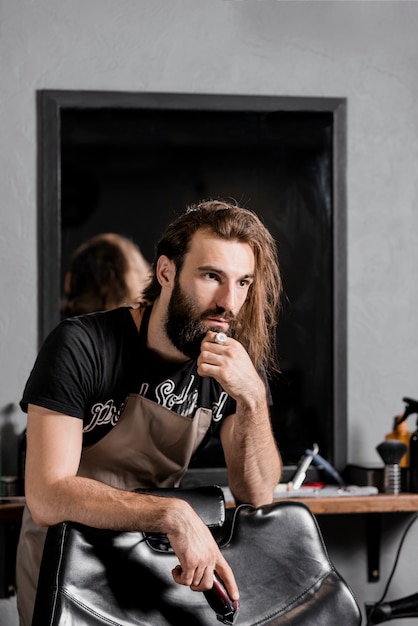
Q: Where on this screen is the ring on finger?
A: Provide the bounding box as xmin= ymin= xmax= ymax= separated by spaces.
xmin=214 ymin=332 xmax=228 ymax=345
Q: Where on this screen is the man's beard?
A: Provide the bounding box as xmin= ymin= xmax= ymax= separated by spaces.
xmin=165 ymin=278 xmax=236 ymax=360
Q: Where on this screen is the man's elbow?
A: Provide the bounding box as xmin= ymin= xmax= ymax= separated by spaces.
xmin=230 ymin=476 xmax=279 ymax=508
xmin=26 ymin=492 xmax=56 ymax=527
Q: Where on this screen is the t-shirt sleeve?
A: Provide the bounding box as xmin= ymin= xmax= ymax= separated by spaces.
xmin=20 ymin=320 xmax=98 ymax=419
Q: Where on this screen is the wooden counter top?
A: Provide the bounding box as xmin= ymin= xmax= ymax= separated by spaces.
xmin=273 ymin=493 xmax=418 ymax=515
xmin=223 ymin=493 xmax=418 ymax=515
xmin=2 ymin=493 xmax=418 ymax=524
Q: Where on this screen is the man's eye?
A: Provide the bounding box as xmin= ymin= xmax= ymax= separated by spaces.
xmin=205 ymin=272 xmax=219 ymax=281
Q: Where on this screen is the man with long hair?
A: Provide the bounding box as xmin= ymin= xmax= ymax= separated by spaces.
xmin=17 ymin=199 xmax=283 ymax=625
xmin=61 ymin=232 xmax=151 ymax=317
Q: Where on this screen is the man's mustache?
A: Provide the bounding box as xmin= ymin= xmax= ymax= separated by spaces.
xmin=199 ymin=307 xmax=236 ymax=324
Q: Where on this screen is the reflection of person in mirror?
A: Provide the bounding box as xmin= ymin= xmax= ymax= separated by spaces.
xmin=61 ymin=232 xmax=151 ymax=317
xmin=17 ymin=200 xmax=283 ymax=626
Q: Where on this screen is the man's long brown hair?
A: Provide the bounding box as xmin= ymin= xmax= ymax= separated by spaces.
xmin=141 ymin=200 xmax=282 ymax=375
xmin=62 ymin=233 xmax=150 ymax=317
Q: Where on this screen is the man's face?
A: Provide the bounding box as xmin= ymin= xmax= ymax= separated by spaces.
xmin=165 ymin=230 xmax=254 ymax=359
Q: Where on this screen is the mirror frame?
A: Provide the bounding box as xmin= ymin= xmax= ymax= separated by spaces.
xmin=37 ymin=89 xmax=347 ymax=469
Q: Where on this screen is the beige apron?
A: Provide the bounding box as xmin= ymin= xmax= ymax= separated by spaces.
xmin=16 ymin=393 xmax=212 ymax=626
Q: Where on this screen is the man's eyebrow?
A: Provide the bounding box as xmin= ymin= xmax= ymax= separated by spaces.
xmin=197 ymin=265 xmax=255 ymax=279
xmin=197 ymin=265 xmax=224 ymax=274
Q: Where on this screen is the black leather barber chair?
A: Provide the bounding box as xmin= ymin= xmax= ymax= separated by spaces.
xmin=32 ymin=489 xmax=361 ymax=625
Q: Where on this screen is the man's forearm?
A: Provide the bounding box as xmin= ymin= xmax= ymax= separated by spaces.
xmin=222 ymin=402 xmax=282 ymax=508
xmin=26 ymin=474 xmax=239 ymax=598
xmin=27 ymin=474 xmax=187 ymax=533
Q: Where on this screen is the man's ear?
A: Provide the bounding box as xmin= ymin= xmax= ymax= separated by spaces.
xmin=156 ymin=255 xmax=176 ymax=289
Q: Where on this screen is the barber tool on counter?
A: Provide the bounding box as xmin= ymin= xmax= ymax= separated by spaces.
xmin=291 ymin=443 xmax=319 ymax=490
xmin=305 ymin=446 xmax=347 ymax=486
xmin=291 ymin=443 xmax=347 ymax=489
xmin=263 ymin=443 xmax=378 ymax=499
xmin=285 ymin=443 xmax=356 ymax=496
xmin=376 ymin=440 xmax=407 ymax=494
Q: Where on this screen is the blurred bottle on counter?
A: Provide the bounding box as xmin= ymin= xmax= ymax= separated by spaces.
xmin=393 ymin=397 xmax=418 ymax=493
xmin=385 ymin=415 xmax=411 ymax=468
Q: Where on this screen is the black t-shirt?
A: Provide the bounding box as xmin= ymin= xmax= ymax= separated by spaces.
xmin=20 ymin=307 xmax=236 ymax=449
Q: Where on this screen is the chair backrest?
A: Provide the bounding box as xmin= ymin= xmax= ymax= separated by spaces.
xmin=32 ymin=500 xmax=362 ymax=625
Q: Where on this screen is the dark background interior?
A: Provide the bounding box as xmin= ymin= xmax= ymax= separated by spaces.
xmin=59 ymin=105 xmax=336 ymax=470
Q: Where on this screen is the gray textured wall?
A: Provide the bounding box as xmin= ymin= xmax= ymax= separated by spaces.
xmin=1 ymin=1 xmax=418 ymax=623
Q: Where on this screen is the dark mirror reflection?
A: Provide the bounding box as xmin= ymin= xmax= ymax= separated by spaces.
xmin=51 ymin=97 xmax=345 ymax=472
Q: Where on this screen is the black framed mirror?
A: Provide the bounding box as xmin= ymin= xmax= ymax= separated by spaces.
xmin=38 ymin=90 xmax=347 ymax=474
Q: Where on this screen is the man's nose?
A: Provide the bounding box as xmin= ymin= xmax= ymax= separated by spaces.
xmin=216 ymin=283 xmax=236 ymax=313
